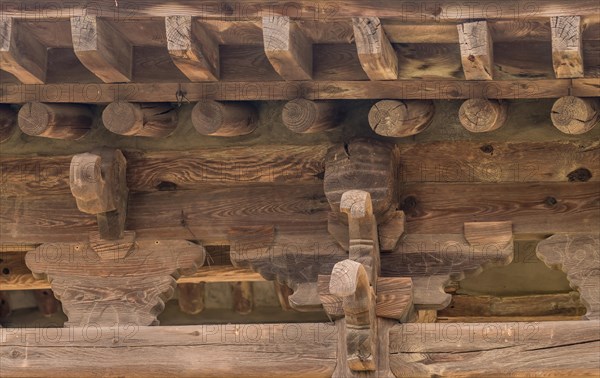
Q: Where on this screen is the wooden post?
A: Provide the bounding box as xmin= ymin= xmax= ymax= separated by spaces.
xmin=273 ymin=280 xmax=293 ymax=311
xmin=0 ymin=18 xmax=47 ymax=84
xmin=352 ymin=17 xmax=398 ymax=80
xmin=191 ymin=100 xmax=257 ymax=136
xmin=178 ymin=282 xmax=205 ymax=315
xmin=18 ymin=102 xmax=93 ymax=140
xmin=33 ymin=289 xmax=60 ymax=317
xmin=263 ymin=16 xmax=312 ymax=80
xmin=165 ymin=16 xmax=219 ymax=81
xmin=231 ymin=281 xmax=253 ymax=315
xmin=458 ymin=21 xmax=493 ymax=80
xmin=102 ymin=102 xmax=178 ymax=137
xmin=282 ymin=99 xmax=337 ymax=133
xmin=551 ymin=16 xmax=584 ymax=78
xmin=458 ymin=99 xmax=508 ymax=132
xmin=0 ymin=105 xmax=17 ymax=143
xmin=368 ymin=100 xmax=434 ymax=137
xmin=551 ymin=96 xmax=599 ymax=134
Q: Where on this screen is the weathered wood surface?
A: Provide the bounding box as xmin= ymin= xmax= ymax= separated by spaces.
xmin=263 ymin=16 xmax=312 ymax=81
xmin=102 ymin=102 xmax=178 ymax=137
xmin=368 ymin=100 xmax=434 ymax=137
xmin=282 ymin=99 xmax=337 ymax=133
xmin=551 ymin=16 xmax=584 ymax=78
xmin=389 ymin=320 xmax=600 ymax=377
xmin=352 ymin=17 xmax=397 ymax=80
xmin=458 ymin=99 xmax=508 ymax=132
xmin=551 ymin=96 xmax=599 ymax=134
xmin=0 ymin=19 xmax=47 ymax=84
xmin=32 ymin=289 xmax=60 ymax=317
xmin=17 ymin=102 xmax=93 ymax=140
xmin=537 ymin=233 xmax=600 ymax=320
xmin=231 ymin=281 xmax=254 ymax=315
xmin=26 ymin=234 xmax=206 ymax=326
xmin=0 ymin=105 xmax=17 ymax=143
xmin=191 ymin=100 xmax=257 ymax=136
xmin=458 ymin=21 xmax=493 ymax=80
xmin=0 ymin=323 xmax=338 ymax=377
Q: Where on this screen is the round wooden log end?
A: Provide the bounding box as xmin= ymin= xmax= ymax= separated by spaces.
xmin=102 ymin=102 xmax=143 ymax=136
xmin=18 ymin=102 xmax=92 ymax=140
xmin=192 ymin=100 xmax=257 ymax=137
xmin=458 ymin=99 xmax=508 ymax=133
xmin=18 ymin=102 xmax=50 ymax=136
xmin=551 ymin=96 xmax=599 ymax=135
xmin=368 ymin=100 xmax=434 ymax=137
xmin=282 ymin=99 xmax=336 ymax=134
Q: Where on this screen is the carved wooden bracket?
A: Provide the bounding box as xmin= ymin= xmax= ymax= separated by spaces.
xmin=537 ymin=233 xmax=600 ymax=320
xmin=25 ymin=231 xmax=206 ymax=326
xmin=70 ymin=148 xmax=128 ymax=240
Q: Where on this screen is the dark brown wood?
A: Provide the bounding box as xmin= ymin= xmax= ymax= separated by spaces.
xmin=551 ymin=16 xmax=584 ymax=78
xmin=177 ymin=282 xmax=205 ymax=315
xmin=273 ymin=280 xmax=293 ymax=311
xmin=352 ymin=17 xmax=398 ymax=80
xmin=25 ymin=232 xmax=206 ymax=326
xmin=551 ymin=96 xmax=599 ymax=134
xmin=537 ymin=233 xmax=600 ymax=320
xmin=191 ymin=100 xmax=257 ymax=136
xmin=17 ymin=102 xmax=93 ymax=140
xmin=263 ymin=16 xmax=312 ymax=80
xmin=102 ymin=102 xmax=178 ymax=137
xmin=32 ymin=289 xmax=60 ymax=317
xmin=0 ymin=18 xmax=47 ymax=84
xmin=282 ymin=99 xmax=337 ymax=133
xmin=368 ymin=100 xmax=434 ymax=137
xmin=458 ymin=99 xmax=508 ymax=132
xmin=458 ymin=21 xmax=493 ymax=80
xmin=231 ymin=281 xmax=253 ymax=315
xmin=0 ymin=105 xmax=17 ymax=143
xmin=0 ymin=292 xmax=10 ymax=319
xmin=71 ymin=16 xmax=132 ymax=83
xmin=165 ymin=16 xmax=219 ymax=81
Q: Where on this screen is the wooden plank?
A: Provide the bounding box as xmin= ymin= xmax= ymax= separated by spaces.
xmin=352 ymin=17 xmax=397 ymax=80
xmin=0 ymin=79 xmax=572 ymax=103
xmin=70 ymin=16 xmax=132 ymax=83
xmin=0 ymin=323 xmax=337 ymax=377
xmin=165 ymin=16 xmax=219 ymax=81
xmin=457 ymin=21 xmax=493 ymax=80
xmin=0 ymin=19 xmax=46 ymax=84
xmin=389 ymin=320 xmax=600 ymax=377
xmin=551 ymin=16 xmax=584 ymax=78
xmin=263 ymin=16 xmax=312 ymax=80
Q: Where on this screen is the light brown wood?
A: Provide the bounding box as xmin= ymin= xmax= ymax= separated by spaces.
xmin=0 ymin=18 xmax=46 ymax=84
xmin=71 ymin=16 xmax=132 ymax=83
xmin=263 ymin=16 xmax=312 ymax=80
xmin=537 ymin=233 xmax=600 ymax=320
xmin=165 ymin=16 xmax=219 ymax=81
xmin=273 ymin=280 xmax=293 ymax=311
xmin=26 ymin=233 xmax=206 ymax=326
xmin=177 ymin=282 xmax=205 ymax=315
xmin=390 ymin=320 xmax=600 ymax=377
xmin=352 ymin=17 xmax=398 ymax=80
xmin=464 ymin=221 xmax=513 ymax=248
xmin=0 ymin=105 xmax=17 ymax=143
xmin=551 ymin=16 xmax=584 ymax=78
xmin=458 ymin=99 xmax=508 ymax=132
xmin=375 ymin=277 xmax=413 ymax=321
xmin=415 ymin=309 xmax=437 ymax=323
xmin=17 ymin=102 xmax=93 ymax=140
xmin=282 ymin=99 xmax=337 ymax=133
xmin=551 ymin=96 xmax=599 ymax=134
xmin=231 ymin=281 xmax=253 ymax=315
xmin=458 ymin=21 xmax=493 ymax=80
xmin=102 ymin=102 xmax=178 ymax=137
xmin=368 ymin=100 xmax=434 ymax=137
xmin=0 ymin=323 xmax=338 ymax=377
xmin=191 ymin=100 xmax=257 ymax=136
xmin=32 ymin=289 xmax=60 ymax=317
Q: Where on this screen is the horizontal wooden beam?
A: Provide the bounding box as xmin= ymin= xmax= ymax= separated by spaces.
xmin=2 ymin=1 xmax=598 ymax=20
xmin=0 ymin=323 xmax=337 ymax=377
xmin=0 ymin=79 xmax=580 ymax=103
xmin=390 ymin=320 xmax=600 ymax=376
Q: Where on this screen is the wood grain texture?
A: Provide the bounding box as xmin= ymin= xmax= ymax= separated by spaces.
xmin=191 ymin=100 xmax=257 ymax=136
xmin=102 ymin=102 xmax=178 ymax=137
xmin=0 ymin=18 xmax=47 ymax=84
xmin=352 ymin=17 xmax=398 ymax=80
xmin=368 ymin=100 xmax=434 ymax=137
xmin=71 ymin=16 xmax=132 ymax=83
xmin=231 ymin=281 xmax=253 ymax=315
xmin=282 ymin=99 xmax=337 ymax=133
xmin=551 ymin=16 xmax=584 ymax=78
xmin=536 ymin=233 xmax=600 ymax=320
xmin=17 ymin=102 xmax=93 ymax=140
xmin=390 ymin=320 xmax=600 ymax=376
xmin=551 ymin=96 xmax=599 ymax=134
xmin=165 ymin=16 xmax=219 ymax=81
xmin=458 ymin=99 xmax=508 ymax=133
xmin=0 ymin=323 xmax=338 ymax=377
xmin=375 ymin=277 xmax=413 ymax=321
xmin=263 ymin=16 xmax=312 ymax=80
xmin=0 ymin=105 xmax=17 ymax=143
xmin=457 ymin=21 xmax=493 ymax=80
xmin=177 ymin=282 xmax=205 ymax=315
xmin=26 ymin=235 xmax=206 ymax=326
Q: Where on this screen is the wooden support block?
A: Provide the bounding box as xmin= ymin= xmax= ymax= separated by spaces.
xmin=165 ymin=16 xmax=219 ymax=81
xmin=71 ymin=16 xmax=132 ymax=83
xmin=352 ymin=17 xmax=398 ymax=80
xmin=273 ymin=280 xmax=293 ymax=311
xmin=262 ymin=16 xmax=312 ymax=80
xmin=0 ymin=105 xmax=17 ymax=143
xmin=458 ymin=99 xmax=508 ymax=133
xmin=282 ymin=99 xmax=337 ymax=133
xmin=102 ymin=102 xmax=178 ymax=137
xmin=0 ymin=18 xmax=46 ymax=84
xmin=191 ymin=100 xmax=257 ymax=136
xmin=458 ymin=21 xmax=493 ymax=80
xmin=288 ymin=282 xmax=323 ymax=312
xmin=231 ymin=281 xmax=253 ymax=315
xmin=551 ymin=96 xmax=599 ymax=134
xmin=368 ymin=100 xmax=434 ymax=137
xmin=551 ymin=16 xmax=584 ymax=78
xmin=375 ymin=277 xmax=414 ymax=322
xmin=70 ymin=148 xmax=128 ymax=240
xmin=25 ymin=233 xmax=206 ymax=326
xmin=177 ymin=282 xmax=205 ymax=315
xmin=464 ymin=221 xmax=513 ymax=248
xmin=537 ymin=234 xmax=600 ymax=320
xmin=33 ymin=289 xmax=60 ymax=317
xmin=17 ymin=102 xmax=93 ymax=140
xmin=328 ymin=210 xmax=405 ymax=252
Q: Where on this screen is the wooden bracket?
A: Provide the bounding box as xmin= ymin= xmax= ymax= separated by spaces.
xmin=25 ymin=232 xmax=206 ymax=326
xmin=70 ymin=148 xmax=128 ymax=240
